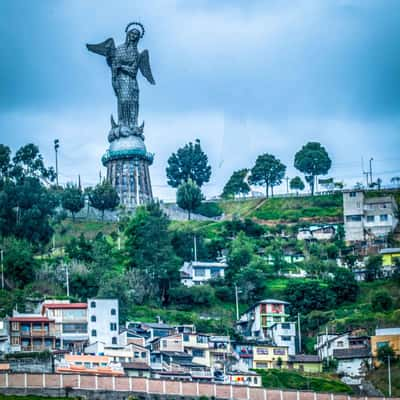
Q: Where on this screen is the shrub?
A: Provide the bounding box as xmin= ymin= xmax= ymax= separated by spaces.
xmin=195 ymin=202 xmax=223 ymax=218
xmin=371 ymin=291 xmax=393 ymax=312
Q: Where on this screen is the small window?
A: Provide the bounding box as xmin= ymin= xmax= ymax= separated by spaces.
xmin=366 ymin=215 xmax=374 ymax=222
xmin=282 ymin=336 xmax=291 ymax=341
xmin=134 ymin=352 xmax=139 ymax=358
xmin=349 ymin=192 xmax=357 ymax=197
xmin=112 ymin=337 xmax=117 ymax=345
xmin=91 ymin=329 xmax=97 ymax=337
xmin=337 ymin=341 xmax=343 ymax=347
xmin=380 ymin=214 xmax=388 ymax=222
xmin=90 ymin=301 xmax=96 ymax=308
xmin=91 ymin=315 xmax=96 ymax=322
xmin=183 ymin=334 xmax=189 ymax=342
xmin=141 ymin=352 xmax=146 ymax=358
xmin=110 ymin=323 xmax=117 ymax=331
xmin=111 ymin=308 xmax=116 ymax=316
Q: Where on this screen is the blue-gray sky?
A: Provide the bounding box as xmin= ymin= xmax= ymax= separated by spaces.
xmin=1 ymin=0 xmax=400 ymax=200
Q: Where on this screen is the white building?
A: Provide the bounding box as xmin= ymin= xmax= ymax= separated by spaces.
xmin=343 ymin=190 xmax=398 ymax=242
xmin=0 ymin=320 xmax=9 ymax=354
xmin=87 ymin=299 xmax=119 ymax=346
xmin=236 ymin=299 xmax=297 ymax=356
xmin=180 ymin=260 xmax=227 ymax=287
xmin=334 ymin=348 xmax=371 ymax=383
xmin=297 ymin=225 xmax=336 ymax=241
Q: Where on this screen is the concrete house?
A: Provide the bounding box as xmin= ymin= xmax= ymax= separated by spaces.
xmin=180 ymin=260 xmax=227 ymax=287
xmin=87 ymin=299 xmax=119 ymax=346
xmin=343 ymin=190 xmax=398 ymax=242
xmin=288 ymin=354 xmax=322 ymax=373
xmin=371 ymin=327 xmax=400 ymax=364
xmin=333 ymin=347 xmax=371 ymax=382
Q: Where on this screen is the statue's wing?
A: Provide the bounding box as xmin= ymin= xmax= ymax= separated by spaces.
xmin=86 ymin=38 xmax=115 ymax=58
xmin=139 ymin=50 xmax=156 ymax=85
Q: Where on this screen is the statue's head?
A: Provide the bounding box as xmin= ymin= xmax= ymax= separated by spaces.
xmin=125 ymin=22 xmax=145 ymax=44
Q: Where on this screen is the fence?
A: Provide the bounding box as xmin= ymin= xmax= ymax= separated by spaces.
xmin=0 ymin=373 xmax=398 ymax=400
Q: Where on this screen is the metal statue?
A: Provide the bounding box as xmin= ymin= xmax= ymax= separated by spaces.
xmin=87 ymin=22 xmax=155 ymax=142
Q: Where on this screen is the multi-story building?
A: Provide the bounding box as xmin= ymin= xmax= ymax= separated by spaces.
xmin=41 ymin=301 xmax=88 ymax=351
xmin=269 ymin=322 xmax=296 ymax=356
xmin=182 ymin=333 xmax=211 ymax=367
xmin=152 ymin=334 xmax=184 ymax=353
xmin=0 ymin=319 xmax=9 ymax=354
xmin=343 ymin=190 xmax=398 ymax=242
xmin=371 ymin=327 xmax=400 ymax=364
xmin=252 ymin=344 xmax=288 ymax=369
xmin=87 ymin=299 xmax=119 ymax=346
xmin=8 ymin=314 xmax=56 ymax=352
xmin=233 ymin=342 xmax=254 ymax=370
xmin=180 ymin=260 xmax=227 ymax=287
xmin=209 ymin=336 xmax=231 ymax=371
xmin=288 ymin=354 xmax=322 ymax=373
xmin=237 ymin=299 xmax=290 ymax=337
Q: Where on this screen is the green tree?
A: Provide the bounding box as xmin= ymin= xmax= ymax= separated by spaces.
xmin=289 ymin=176 xmax=305 ymax=194
xmin=0 ymin=144 xmax=11 ymax=178
xmin=2 ymin=237 xmax=37 ymax=288
xmin=249 ymin=153 xmax=286 ymax=197
xmin=166 ymin=139 xmax=211 ymax=188
xmin=176 ymin=179 xmax=203 ymax=220
xmin=328 ymin=268 xmax=358 ymax=304
xmin=61 ymin=183 xmax=85 ymax=221
xmin=294 ymin=142 xmax=332 ymax=195
xmin=365 ymin=255 xmax=382 ymax=282
xmin=226 ymin=231 xmax=255 ymax=284
xmin=125 ymin=203 xmax=181 ymax=304
xmin=236 ymin=258 xmax=268 ymax=303
xmin=284 ymin=280 xmax=335 ymax=315
xmin=371 ymin=291 xmax=393 ymax=312
xmin=377 ymin=343 xmax=395 ymax=365
xmin=11 ymin=143 xmax=56 ymax=183
xmin=222 ymin=169 xmax=250 ymax=199
xmin=88 ymin=181 xmax=119 ymax=220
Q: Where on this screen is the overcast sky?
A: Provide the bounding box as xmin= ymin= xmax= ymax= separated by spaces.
xmin=1 ymin=0 xmax=399 ymax=200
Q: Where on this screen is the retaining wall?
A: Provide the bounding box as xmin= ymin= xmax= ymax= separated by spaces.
xmin=0 ymin=373 xmax=398 ymax=400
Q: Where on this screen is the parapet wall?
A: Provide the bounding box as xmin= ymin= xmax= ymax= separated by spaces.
xmin=0 ymin=373 xmax=398 ymax=400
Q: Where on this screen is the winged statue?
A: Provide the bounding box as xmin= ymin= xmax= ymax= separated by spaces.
xmin=87 ymin=22 xmax=155 ymax=142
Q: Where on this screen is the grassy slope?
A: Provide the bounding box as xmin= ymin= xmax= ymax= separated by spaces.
xmin=367 ymin=360 xmax=400 ymax=397
xmin=255 ymin=369 xmax=353 ymax=394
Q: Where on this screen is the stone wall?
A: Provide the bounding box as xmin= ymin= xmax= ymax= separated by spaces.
xmin=0 ymin=373 xmax=399 ymax=400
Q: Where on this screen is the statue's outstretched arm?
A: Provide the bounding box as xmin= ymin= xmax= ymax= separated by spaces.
xmin=139 ymin=50 xmax=155 ymax=85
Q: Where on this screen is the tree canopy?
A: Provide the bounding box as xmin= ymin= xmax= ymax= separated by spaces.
xmin=166 ymin=139 xmax=211 ymax=188
xmin=294 ymin=142 xmax=331 ymax=195
xmin=176 ymin=179 xmax=203 ymax=220
xmin=88 ymin=181 xmax=119 ymax=219
xmin=249 ymin=153 xmax=286 ymax=197
xmin=290 ymin=176 xmax=305 ymax=193
xmin=222 ymin=169 xmax=250 ymax=199
xmin=61 ymin=183 xmax=85 ymax=221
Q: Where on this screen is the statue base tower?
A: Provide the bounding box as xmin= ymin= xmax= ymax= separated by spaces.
xmin=102 ymin=135 xmax=153 ymax=208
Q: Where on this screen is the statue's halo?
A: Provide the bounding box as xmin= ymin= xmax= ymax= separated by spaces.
xmin=125 ymin=22 xmax=145 ymax=38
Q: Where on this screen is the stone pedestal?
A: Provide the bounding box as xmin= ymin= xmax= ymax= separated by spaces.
xmin=102 ymin=136 xmax=153 ymax=208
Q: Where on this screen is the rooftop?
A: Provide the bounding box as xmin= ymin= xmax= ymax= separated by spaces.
xmin=379 ymin=248 xmax=400 ymax=255
xmin=289 ymin=354 xmax=321 ymax=363
xmin=42 ymin=302 xmax=87 ymax=310
xmin=375 ymin=327 xmax=400 ymax=336
xmin=9 ymin=316 xmax=54 ymax=322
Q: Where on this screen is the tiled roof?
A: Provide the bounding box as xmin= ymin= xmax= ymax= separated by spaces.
xmin=289 ymin=354 xmax=321 ymax=363
xmin=122 ymin=362 xmax=150 ymax=370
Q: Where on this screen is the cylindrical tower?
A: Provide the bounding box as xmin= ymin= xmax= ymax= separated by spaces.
xmin=102 ymin=136 xmax=153 ymax=208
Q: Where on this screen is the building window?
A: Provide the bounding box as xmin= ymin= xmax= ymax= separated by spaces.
xmin=366 ymin=215 xmax=374 ymax=222
xmin=282 ymin=336 xmax=291 ymax=341
xmin=91 ymin=315 xmax=96 ymax=322
xmin=376 ymin=341 xmax=389 ymax=349
xmin=110 ymin=323 xmax=117 ymax=331
xmin=111 ymin=308 xmax=116 ymax=316
xmin=337 ymin=341 xmax=344 ymax=347
xmin=194 ymin=268 xmax=206 ymax=277
xmin=183 ymin=334 xmax=189 ymax=342
xmin=349 ymin=192 xmax=357 ymax=197
xmin=141 ymin=352 xmax=146 ymax=358
xmin=91 ymin=329 xmax=97 ymax=337
xmin=281 ymin=323 xmax=290 ymax=330
xmin=112 ymin=337 xmax=117 ymax=345
xmin=380 ymin=214 xmax=388 ymax=222
xmin=134 ymin=352 xmax=139 ymax=358
xmin=90 ymin=301 xmax=96 ymax=308
xmin=193 ymin=349 xmax=205 ymax=357
xmin=346 ymin=215 xmax=362 ymax=222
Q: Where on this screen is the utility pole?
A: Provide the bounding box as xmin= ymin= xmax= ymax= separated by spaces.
xmin=65 ymin=263 xmax=70 ymax=297
xmin=193 ymin=236 xmax=197 ymax=262
xmin=388 ymin=355 xmax=392 ymax=397
xmin=369 ymin=157 xmax=374 ymax=187
xmin=297 ymin=313 xmax=302 ymax=353
xmin=285 ymin=177 xmax=290 ymax=194
xmin=54 ymin=139 xmax=60 ymax=186
xmin=234 ymin=283 xmax=239 ymax=321
xmin=1 ymin=249 xmax=4 ymax=290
